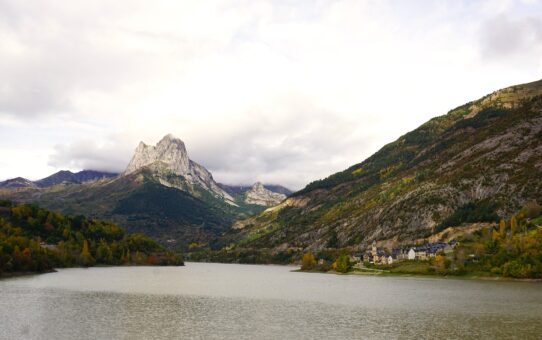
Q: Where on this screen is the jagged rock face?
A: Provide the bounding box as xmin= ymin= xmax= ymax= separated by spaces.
xmin=244 ymin=182 xmax=286 ymax=206
xmin=124 ymin=134 xmax=235 ymax=204
xmin=125 ymin=134 xmax=191 ymax=176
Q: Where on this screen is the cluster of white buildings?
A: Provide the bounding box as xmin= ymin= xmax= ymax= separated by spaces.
xmin=351 ymin=240 xmax=457 ymax=265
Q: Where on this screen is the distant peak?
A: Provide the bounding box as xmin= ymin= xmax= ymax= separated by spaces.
xmin=124 ymin=133 xmax=189 ymax=176
xmin=159 ymin=134 xmax=184 ymax=144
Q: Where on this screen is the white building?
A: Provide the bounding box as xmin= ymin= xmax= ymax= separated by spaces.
xmin=408 ymin=248 xmax=416 ymax=260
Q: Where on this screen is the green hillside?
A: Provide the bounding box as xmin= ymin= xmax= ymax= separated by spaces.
xmin=0 ymin=200 xmax=183 ymax=276
xmin=0 ymin=168 xmax=268 ymax=250
xmin=221 ymin=79 xmax=542 ymax=257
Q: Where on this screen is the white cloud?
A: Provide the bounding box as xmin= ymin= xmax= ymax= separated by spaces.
xmin=0 ymin=0 xmax=541 ymax=189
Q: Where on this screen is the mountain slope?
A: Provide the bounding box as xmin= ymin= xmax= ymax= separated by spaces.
xmin=34 ymin=170 xmax=118 ymax=187
xmin=219 ymin=183 xmax=292 ymax=197
xmin=218 ymin=182 xmax=290 ymax=206
xmin=244 ymin=182 xmax=286 ymax=206
xmin=0 ymin=170 xmax=117 ymax=188
xmin=227 ymin=79 xmax=542 ymax=252
xmin=0 ymin=177 xmax=37 ymax=189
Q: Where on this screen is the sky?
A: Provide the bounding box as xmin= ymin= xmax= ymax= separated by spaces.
xmin=0 ymin=0 xmax=541 ymax=190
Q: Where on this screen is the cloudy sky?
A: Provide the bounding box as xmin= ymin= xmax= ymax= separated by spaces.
xmin=0 ymin=0 xmax=541 ymax=189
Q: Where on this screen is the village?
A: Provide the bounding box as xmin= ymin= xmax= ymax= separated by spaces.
xmin=349 ymin=240 xmax=459 ymax=266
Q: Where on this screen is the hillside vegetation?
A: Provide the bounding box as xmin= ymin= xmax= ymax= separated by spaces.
xmin=219 ymin=79 xmax=542 ymax=257
xmin=0 ymin=200 xmax=183 ymax=276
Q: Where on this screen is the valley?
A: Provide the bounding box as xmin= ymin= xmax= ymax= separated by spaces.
xmin=1 ymin=79 xmax=541 ymax=280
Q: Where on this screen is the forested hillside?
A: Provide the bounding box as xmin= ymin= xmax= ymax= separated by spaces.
xmin=0 ymin=201 xmax=183 ymax=276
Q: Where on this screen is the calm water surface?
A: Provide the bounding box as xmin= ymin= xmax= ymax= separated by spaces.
xmin=1 ymin=263 xmax=542 ymax=339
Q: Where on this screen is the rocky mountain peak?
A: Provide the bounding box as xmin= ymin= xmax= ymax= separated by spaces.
xmin=252 ymin=182 xmax=264 ymax=190
xmin=125 ymin=134 xmax=190 ymax=176
xmin=124 ymin=134 xmax=236 ymax=205
xmin=244 ymin=182 xmax=286 ymax=206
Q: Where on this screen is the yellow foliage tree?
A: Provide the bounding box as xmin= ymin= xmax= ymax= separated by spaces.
xmin=499 ymin=219 xmax=506 ymax=237
xmin=80 ymin=239 xmax=94 ymax=266
xmin=301 ymin=251 xmax=316 ymax=270
xmin=492 ymin=229 xmax=499 ymax=241
xmin=511 ymin=216 xmax=518 ymax=235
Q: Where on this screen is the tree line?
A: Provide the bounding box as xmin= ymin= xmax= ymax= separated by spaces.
xmin=0 ymin=201 xmax=183 ymax=276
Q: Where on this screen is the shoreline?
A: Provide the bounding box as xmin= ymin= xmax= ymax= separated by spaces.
xmin=295 ymin=267 xmax=542 ymax=282
xmin=0 ymin=263 xmax=185 ymax=280
xmin=0 ymin=268 xmax=57 ymax=280
xmin=3 ymin=263 xmax=540 ymax=283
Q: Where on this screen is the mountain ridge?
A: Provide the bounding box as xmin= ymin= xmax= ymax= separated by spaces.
xmin=223 ymin=79 xmax=542 ymax=254
xmin=0 ymin=170 xmax=118 ymax=189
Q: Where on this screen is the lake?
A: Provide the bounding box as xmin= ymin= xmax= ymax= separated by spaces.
xmin=1 ymin=263 xmax=542 ymax=339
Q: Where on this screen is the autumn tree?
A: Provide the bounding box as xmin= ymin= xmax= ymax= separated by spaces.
xmin=499 ymin=219 xmax=506 ymax=237
xmin=511 ymin=216 xmax=518 ymax=235
xmin=80 ymin=239 xmax=95 ymax=266
xmin=96 ymin=239 xmax=113 ymax=264
xmin=301 ymin=251 xmax=316 ymax=270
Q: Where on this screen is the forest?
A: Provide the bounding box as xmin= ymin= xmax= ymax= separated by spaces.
xmin=0 ymin=201 xmax=183 ymax=276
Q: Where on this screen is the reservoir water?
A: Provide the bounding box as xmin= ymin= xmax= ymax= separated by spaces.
xmin=1 ymin=262 xmax=542 ymax=339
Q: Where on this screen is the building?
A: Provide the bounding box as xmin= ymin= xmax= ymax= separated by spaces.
xmin=392 ymin=248 xmax=409 ymax=261
xmin=408 ymin=248 xmax=416 ymax=260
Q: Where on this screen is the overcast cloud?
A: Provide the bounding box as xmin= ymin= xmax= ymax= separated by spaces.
xmin=1 ymin=0 xmax=541 ymax=190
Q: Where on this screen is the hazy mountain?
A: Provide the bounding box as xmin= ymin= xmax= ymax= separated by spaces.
xmin=244 ymin=182 xmax=286 ymax=206
xmin=0 ymin=177 xmax=37 ymax=189
xmin=226 ymin=79 xmax=542 ymax=253
xmin=219 ymin=183 xmax=292 ymax=206
xmin=34 ymin=170 xmax=118 ymax=187
xmin=0 ymin=170 xmax=117 ymax=189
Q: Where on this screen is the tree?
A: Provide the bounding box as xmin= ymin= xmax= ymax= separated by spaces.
xmin=96 ymin=239 xmax=113 ymax=264
xmin=491 ymin=229 xmax=499 ymax=241
xmin=335 ymin=254 xmax=351 ymax=273
xmin=499 ymin=219 xmax=506 ymax=237
xmin=301 ymin=251 xmax=316 ymax=270
xmin=327 ymin=230 xmax=339 ymax=248
xmin=80 ymin=239 xmax=94 ymax=266
xmin=511 ymin=216 xmax=518 ymax=235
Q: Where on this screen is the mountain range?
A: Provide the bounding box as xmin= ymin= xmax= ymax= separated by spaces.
xmin=0 ymin=135 xmax=290 ymax=249
xmin=222 ymin=79 xmax=542 ymax=255
xmin=1 ymin=79 xmax=541 ymax=259
xmin=0 ymin=170 xmax=117 ymax=188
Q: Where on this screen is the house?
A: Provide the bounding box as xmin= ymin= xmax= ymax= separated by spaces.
xmin=375 ymin=249 xmax=387 ymax=264
xmin=392 ymin=248 xmax=409 ymax=261
xmin=425 ymin=242 xmax=447 ymax=257
xmin=350 ymin=253 xmax=363 ymax=263
xmin=363 ymin=251 xmax=373 ymax=263
xmin=408 ymin=248 xmax=416 ymax=260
